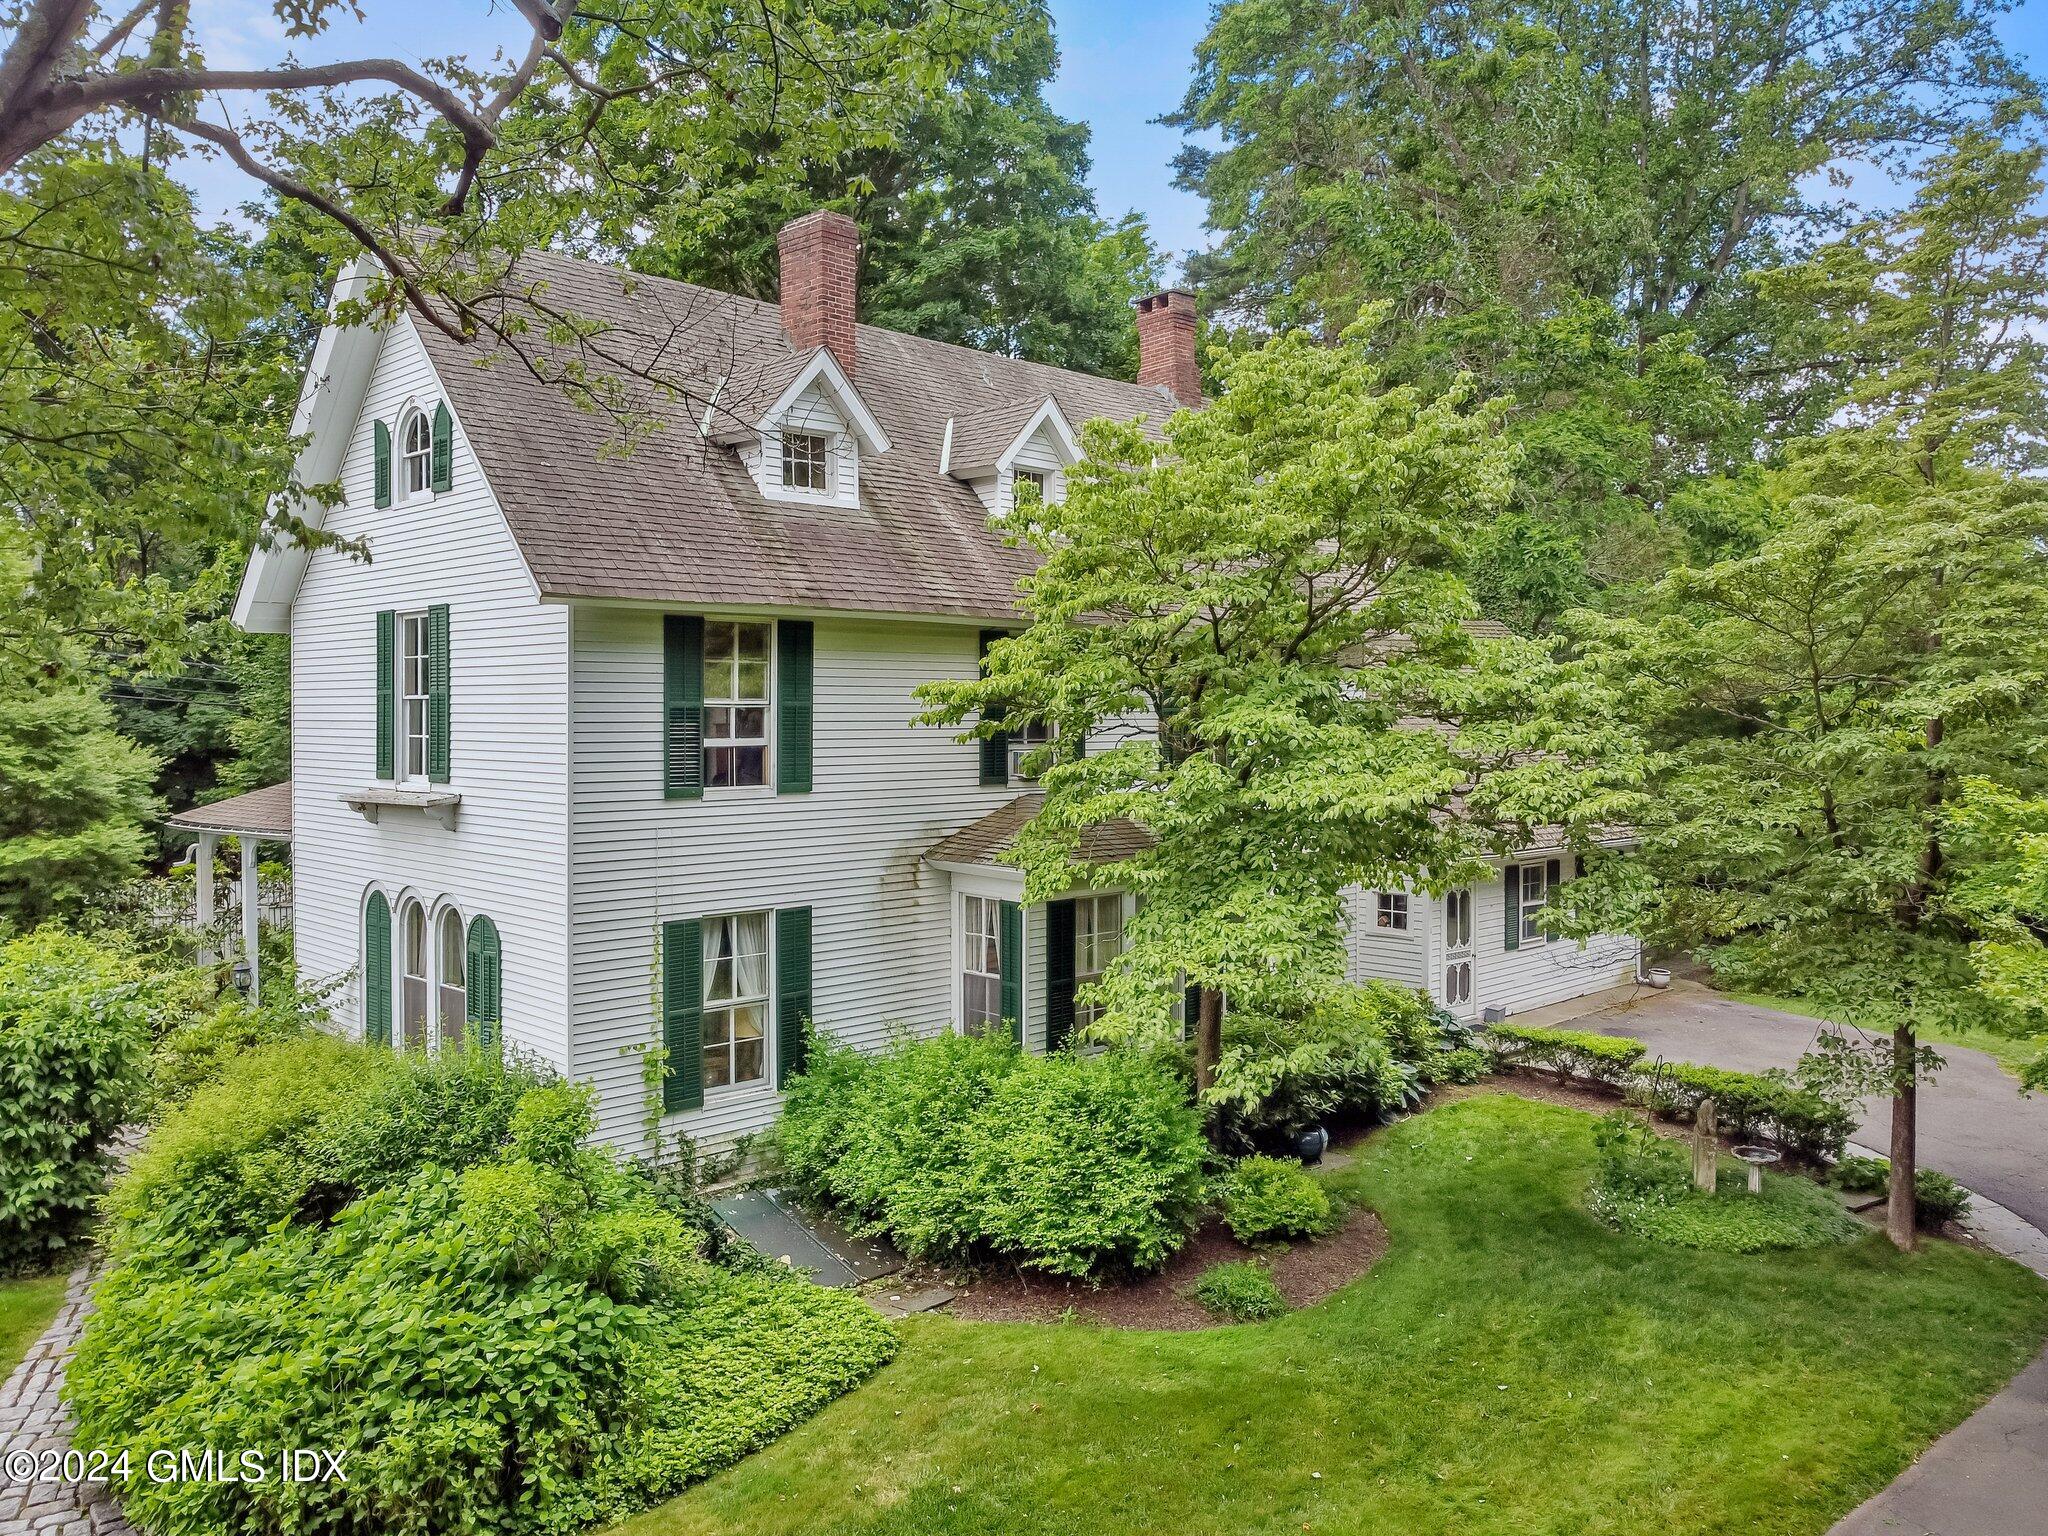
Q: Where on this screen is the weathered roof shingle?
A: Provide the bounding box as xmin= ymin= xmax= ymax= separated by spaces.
xmin=418 ymin=252 xmax=1177 ymax=620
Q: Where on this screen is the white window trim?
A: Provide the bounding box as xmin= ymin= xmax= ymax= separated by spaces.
xmin=1071 ymin=891 xmax=1128 ymax=1036
xmin=750 ymin=350 xmax=887 ymax=511
xmin=367 ymin=889 xmax=483 ymax=1054
xmin=701 ymin=617 xmax=776 ymax=795
xmin=397 ymin=402 xmax=436 ymax=504
xmin=1518 ymin=862 xmax=1551 ymax=946
xmin=1376 ymin=890 xmax=1409 ymax=931
xmin=393 ymin=608 xmax=433 ymax=787
xmin=699 ymin=909 xmax=776 ymax=1101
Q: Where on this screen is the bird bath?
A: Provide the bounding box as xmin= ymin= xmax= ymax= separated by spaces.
xmin=1732 ymin=1145 xmax=1781 ymax=1194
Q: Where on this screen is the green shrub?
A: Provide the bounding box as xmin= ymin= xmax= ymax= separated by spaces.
xmin=0 ymin=928 xmax=152 ymax=1272
xmin=594 ymin=1265 xmax=897 ymax=1515
xmin=1486 ymin=1024 xmax=1646 ymax=1085
xmin=1827 ymin=1155 xmax=1972 ymax=1226
xmin=1220 ymin=1156 xmax=1339 ymax=1245
xmin=1189 ymin=1260 xmax=1287 ymax=1322
xmin=146 ymin=980 xmax=313 ymax=1110
xmin=1636 ymin=1060 xmax=1854 ymax=1161
xmin=110 ymin=1033 xmax=557 ymax=1256
xmin=777 ymin=1031 xmax=1208 ymax=1278
xmin=69 ymin=1077 xmax=896 ymax=1536
xmin=1591 ymin=1164 xmax=1863 ymax=1253
xmin=777 ymin=1030 xmax=1014 ymax=1259
xmin=1208 ymin=982 xmax=1460 ymax=1152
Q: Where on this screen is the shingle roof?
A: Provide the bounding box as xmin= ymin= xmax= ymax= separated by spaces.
xmin=924 ymin=791 xmax=1154 ymax=869
xmin=416 ymin=251 xmax=1178 ymax=620
xmin=167 ymin=782 xmax=293 ymax=839
xmin=943 ymin=397 xmax=1050 ymax=474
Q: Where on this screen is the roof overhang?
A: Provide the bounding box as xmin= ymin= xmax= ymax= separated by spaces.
xmin=709 ymin=346 xmax=890 ymax=455
xmin=942 ymin=396 xmax=1080 ymax=480
xmin=232 ymin=257 xmax=385 ymax=634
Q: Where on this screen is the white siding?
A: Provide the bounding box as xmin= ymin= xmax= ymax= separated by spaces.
xmin=1343 ymin=884 xmax=1428 ymax=988
xmin=968 ymin=421 xmax=1070 ymax=518
xmin=289 ymin=319 xmax=571 ymax=1068
xmin=566 ymin=607 xmax=1026 ymax=1152
xmin=1462 ymin=856 xmax=1638 ymax=1018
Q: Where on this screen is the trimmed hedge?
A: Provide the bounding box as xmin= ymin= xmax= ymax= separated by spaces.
xmin=0 ymin=929 xmax=151 ymax=1272
xmin=777 ymin=1032 xmax=1209 ymax=1278
xmin=1485 ymin=1024 xmax=1855 ymax=1160
xmin=1485 ymin=1024 xmax=1645 ymax=1085
xmin=1635 ymin=1061 xmax=1854 ymax=1162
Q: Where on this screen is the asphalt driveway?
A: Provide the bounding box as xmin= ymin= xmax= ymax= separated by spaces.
xmin=1565 ymin=984 xmax=2048 ymax=1234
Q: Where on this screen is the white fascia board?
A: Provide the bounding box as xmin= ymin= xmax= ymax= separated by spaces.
xmin=996 ymin=396 xmax=1081 ymax=472
xmin=754 ymin=347 xmax=891 ymax=455
xmin=232 ymin=257 xmax=383 ymax=633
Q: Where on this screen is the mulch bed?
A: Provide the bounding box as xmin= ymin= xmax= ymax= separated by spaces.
xmin=903 ymin=1204 xmax=1389 ymax=1331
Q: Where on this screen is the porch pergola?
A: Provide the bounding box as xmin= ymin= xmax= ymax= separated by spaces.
xmin=166 ymin=782 xmax=292 ymax=997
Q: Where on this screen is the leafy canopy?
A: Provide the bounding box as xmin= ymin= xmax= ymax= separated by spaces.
xmin=919 ymin=318 xmax=1647 ymax=1044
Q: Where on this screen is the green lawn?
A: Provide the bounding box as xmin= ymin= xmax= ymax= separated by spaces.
xmin=1730 ymin=989 xmax=2048 ymax=1081
xmin=615 ymin=1094 xmax=2048 ymax=1536
xmin=0 ymin=1272 xmax=66 ymax=1380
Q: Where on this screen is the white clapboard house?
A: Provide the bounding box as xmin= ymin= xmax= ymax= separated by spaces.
xmin=208 ymin=211 xmax=1638 ymax=1153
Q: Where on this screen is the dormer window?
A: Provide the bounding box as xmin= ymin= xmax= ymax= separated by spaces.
xmin=1012 ymin=468 xmax=1046 ymax=501
xmin=781 ymin=431 xmax=830 ymax=493
xmin=401 ymin=409 xmax=433 ymax=497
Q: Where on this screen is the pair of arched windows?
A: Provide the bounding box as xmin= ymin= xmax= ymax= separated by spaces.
xmin=363 ymin=890 xmax=500 ymax=1051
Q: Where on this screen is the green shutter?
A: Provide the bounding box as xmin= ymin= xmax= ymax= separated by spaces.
xmin=998 ymin=899 xmax=1022 ymax=1044
xmin=427 ymin=603 xmax=451 ymax=784
xmin=373 ymin=419 xmax=392 ymax=508
xmin=1543 ymin=858 xmax=1562 ymax=937
xmin=364 ymin=893 xmax=392 ymax=1046
xmin=776 ymin=620 xmax=813 ymax=795
xmin=775 ymin=905 xmax=813 ymax=1087
xmin=375 ymin=610 xmax=395 ymax=780
xmin=1044 ymin=898 xmax=1076 ymax=1052
xmin=466 ymin=915 xmax=501 ymax=1050
xmin=1182 ymin=982 xmax=1202 ymax=1043
xmin=663 ymin=615 xmax=705 ymax=800
xmin=431 ymin=401 xmax=453 ymax=492
xmin=978 ymin=629 xmax=1010 ymax=786
xmin=1503 ymin=864 xmax=1521 ymax=951
xmin=661 ymin=918 xmax=704 ymax=1112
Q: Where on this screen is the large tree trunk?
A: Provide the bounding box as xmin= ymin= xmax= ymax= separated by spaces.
xmin=1887 ymin=1022 xmax=1919 ymax=1253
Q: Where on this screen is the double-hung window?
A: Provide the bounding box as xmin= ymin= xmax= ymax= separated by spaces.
xmin=400 ymin=898 xmax=429 ymax=1051
xmin=701 ymin=911 xmax=770 ymax=1090
xmin=780 ymin=431 xmax=829 ymax=493
xmin=1518 ymin=863 xmax=1550 ymax=944
xmin=1007 ymin=718 xmax=1054 ymax=783
xmin=1012 ymin=467 xmax=1046 ymax=502
xmin=1376 ymin=891 xmax=1409 ymax=930
xmin=703 ymin=620 xmax=771 ymax=788
xmin=401 ymin=409 xmax=433 ymax=497
xmin=398 ymin=612 xmax=432 ymax=782
xmin=437 ymin=908 xmax=466 ymax=1047
xmin=961 ymin=895 xmax=1003 ymax=1035
xmin=1073 ymin=893 xmax=1123 ymax=1032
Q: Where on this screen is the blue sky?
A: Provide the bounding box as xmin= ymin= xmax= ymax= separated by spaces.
xmin=180 ymin=0 xmax=2045 ymax=276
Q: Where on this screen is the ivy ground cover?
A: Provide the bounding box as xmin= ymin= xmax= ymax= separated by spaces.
xmin=616 ymin=1093 xmax=2048 ymax=1536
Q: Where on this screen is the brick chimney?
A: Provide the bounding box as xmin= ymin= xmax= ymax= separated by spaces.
xmin=1134 ymin=289 xmax=1201 ymax=404
xmin=778 ymin=210 xmax=859 ymax=373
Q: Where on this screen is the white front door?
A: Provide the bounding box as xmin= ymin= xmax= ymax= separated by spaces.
xmin=1442 ymin=888 xmax=1475 ymax=1017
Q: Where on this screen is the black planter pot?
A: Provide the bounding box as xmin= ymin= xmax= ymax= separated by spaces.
xmin=1295 ymin=1126 xmax=1330 ymax=1165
